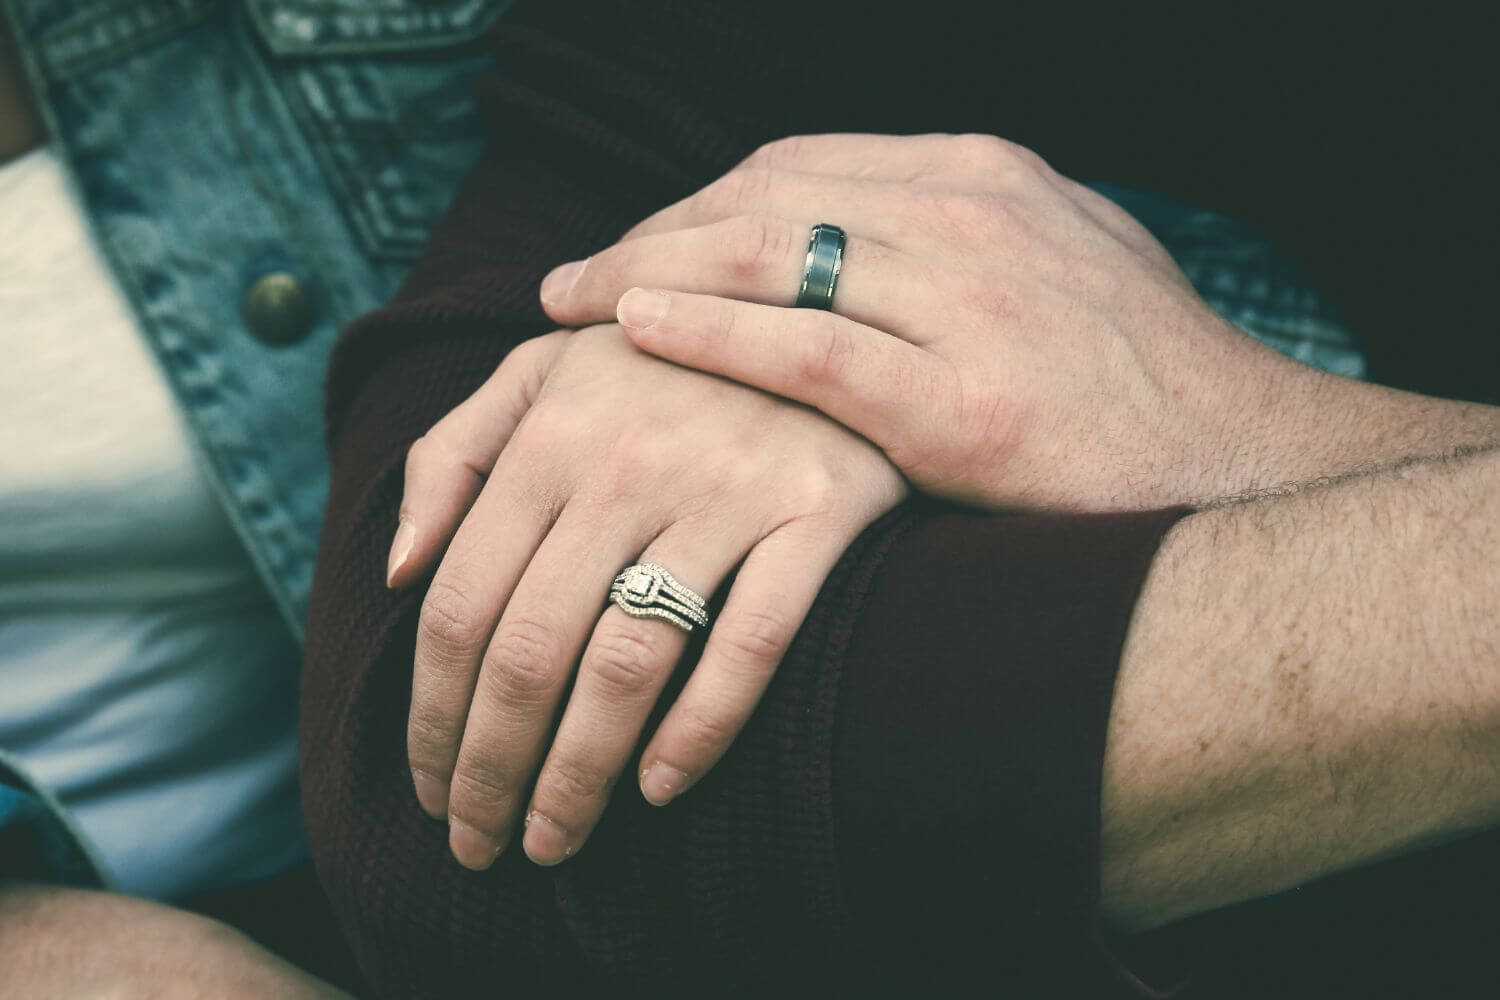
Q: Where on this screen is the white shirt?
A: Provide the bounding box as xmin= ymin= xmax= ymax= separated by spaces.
xmin=0 ymin=146 xmax=306 ymax=898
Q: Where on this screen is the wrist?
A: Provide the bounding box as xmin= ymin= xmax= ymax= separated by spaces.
xmin=1187 ymin=331 xmax=1500 ymax=505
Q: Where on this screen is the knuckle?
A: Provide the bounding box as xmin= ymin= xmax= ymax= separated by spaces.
xmin=498 ymin=335 xmax=542 ymax=377
xmin=586 ymin=625 xmax=668 ymax=698
xmin=596 ymin=426 xmax=666 ymax=499
xmin=406 ymin=707 xmax=458 ymax=769
xmin=745 ymin=134 xmax=802 ymax=169
xmin=539 ymin=757 xmax=613 ymax=808
xmin=1006 ymin=141 xmax=1052 ymax=175
xmin=498 ymin=334 xmax=552 ymax=388
xmin=799 ymin=317 xmax=857 ymax=387
xmin=481 ymin=617 xmax=562 ymax=703
xmin=514 ymin=404 xmax=576 ymax=450
xmin=915 ymin=187 xmax=981 ymax=235
xmin=725 ymin=213 xmax=791 ymax=281
xmin=508 ymin=409 xmax=590 ymax=480
xmin=717 ymin=446 xmax=767 ymax=492
xmin=418 ymin=579 xmax=487 ymax=654
xmin=582 ymin=241 xmax=629 ymax=291
xmin=699 ymin=293 xmax=750 ymax=364
xmin=504 ymin=338 xmax=561 ymax=409
xmin=711 ymin=293 xmax=746 ymax=348
xmin=787 ymin=460 xmax=842 ymax=511
xmin=403 ymin=429 xmax=476 ymax=492
xmin=952 ymin=131 xmax=1011 ymax=164
xmin=448 ymin=760 xmax=517 ymax=820
xmin=952 ymin=132 xmax=1047 ymax=177
xmin=713 ymin=166 xmax=774 ymax=216
xmin=674 ymin=701 xmax=739 ymax=756
xmin=716 ymin=609 xmax=795 ymax=669
xmin=404 ymin=433 xmax=438 ymax=475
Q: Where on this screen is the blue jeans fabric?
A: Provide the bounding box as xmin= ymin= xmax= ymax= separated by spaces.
xmin=0 ymin=0 xmax=1362 ymax=888
xmin=0 ymin=0 xmax=507 ymax=888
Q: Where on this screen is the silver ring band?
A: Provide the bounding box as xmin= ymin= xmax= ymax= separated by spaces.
xmin=609 ymin=562 xmax=710 ymax=632
xmin=795 ymin=223 xmax=845 ymax=310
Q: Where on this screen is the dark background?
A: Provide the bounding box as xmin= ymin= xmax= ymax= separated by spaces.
xmin=819 ymin=6 xmax=1497 ymax=405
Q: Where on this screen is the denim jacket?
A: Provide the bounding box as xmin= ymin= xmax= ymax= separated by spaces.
xmin=0 ymin=0 xmax=1362 ymax=890
xmin=0 ymin=0 xmax=509 ymax=887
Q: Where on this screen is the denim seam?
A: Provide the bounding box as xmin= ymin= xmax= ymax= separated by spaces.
xmin=270 ymin=52 xmax=490 ymax=262
xmin=280 ymin=63 xmax=409 ymax=261
xmin=245 ymin=0 xmax=510 ymax=56
xmin=28 ymin=0 xmax=222 ymax=81
xmin=24 ymin=7 xmax=335 ymax=638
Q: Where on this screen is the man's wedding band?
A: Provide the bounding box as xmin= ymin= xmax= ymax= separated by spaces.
xmin=795 ymin=223 xmax=845 ymax=310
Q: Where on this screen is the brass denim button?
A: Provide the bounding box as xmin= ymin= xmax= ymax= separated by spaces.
xmin=243 ymin=272 xmax=315 ymax=345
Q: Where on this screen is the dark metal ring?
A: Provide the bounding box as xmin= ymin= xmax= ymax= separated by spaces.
xmin=795 ymin=223 xmax=846 ymax=310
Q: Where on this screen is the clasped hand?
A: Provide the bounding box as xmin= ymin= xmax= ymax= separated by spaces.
xmin=389 ymin=132 xmax=1291 ymax=869
xmin=388 ymin=324 xmax=903 ymax=868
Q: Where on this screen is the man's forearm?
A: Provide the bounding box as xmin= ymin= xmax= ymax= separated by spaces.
xmin=1202 ymin=346 xmax=1500 ymax=505
xmin=1101 ymin=439 xmax=1500 ymax=933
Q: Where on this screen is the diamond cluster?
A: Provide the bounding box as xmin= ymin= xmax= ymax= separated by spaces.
xmin=608 ymin=562 xmax=709 ymax=631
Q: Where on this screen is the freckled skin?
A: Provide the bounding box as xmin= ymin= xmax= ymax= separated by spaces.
xmin=1101 ymin=447 xmax=1500 ymax=933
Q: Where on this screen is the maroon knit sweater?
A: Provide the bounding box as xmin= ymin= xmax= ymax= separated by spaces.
xmin=299 ymin=2 xmax=1494 ymax=997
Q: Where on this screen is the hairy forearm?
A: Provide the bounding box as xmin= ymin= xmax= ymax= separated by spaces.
xmin=1199 ymin=343 xmax=1500 ymax=504
xmin=1101 ymin=440 xmax=1500 ymax=933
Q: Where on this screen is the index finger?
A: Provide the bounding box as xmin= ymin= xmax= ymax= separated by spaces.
xmin=618 ymin=167 xmax=915 ymax=244
xmin=389 ymin=332 xmax=568 ymax=589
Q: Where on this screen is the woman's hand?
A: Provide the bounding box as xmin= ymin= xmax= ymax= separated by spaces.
xmin=538 ymin=132 xmax=1318 ymax=511
xmin=386 ymin=325 xmax=905 ymax=869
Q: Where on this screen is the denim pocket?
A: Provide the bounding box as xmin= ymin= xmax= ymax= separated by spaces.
xmin=246 ymin=0 xmax=515 ymax=261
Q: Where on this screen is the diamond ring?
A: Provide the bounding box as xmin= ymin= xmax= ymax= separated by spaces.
xmin=608 ymin=562 xmax=710 ymax=632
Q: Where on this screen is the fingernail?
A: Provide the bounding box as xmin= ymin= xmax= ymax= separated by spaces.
xmin=540 ymin=259 xmax=587 ymax=304
xmin=640 ymin=762 xmax=688 ymax=806
xmin=411 ymin=768 xmax=447 ymax=819
xmin=386 ymin=517 xmax=415 ymax=587
xmin=449 ymin=818 xmax=504 ymax=871
xmin=616 ymin=288 xmax=670 ymax=330
xmin=522 ymin=810 xmax=572 ymax=866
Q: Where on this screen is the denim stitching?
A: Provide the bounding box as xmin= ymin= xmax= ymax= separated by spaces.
xmin=26 ymin=0 xmax=220 ymax=80
xmin=245 ymin=0 xmax=511 ymax=55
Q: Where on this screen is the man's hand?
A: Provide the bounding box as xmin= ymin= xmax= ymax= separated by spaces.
xmin=0 ymin=883 xmax=349 ymax=999
xmin=540 ymin=132 xmax=1500 ymax=510
xmin=386 ymin=325 xmax=905 ymax=868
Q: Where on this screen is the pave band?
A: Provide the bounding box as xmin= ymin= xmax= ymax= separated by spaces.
xmin=795 ymin=223 xmax=846 ymax=310
xmin=609 ymin=562 xmax=710 ymax=632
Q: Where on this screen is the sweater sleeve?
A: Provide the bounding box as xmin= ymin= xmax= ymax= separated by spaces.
xmin=300 ymin=2 xmax=1188 ymax=995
